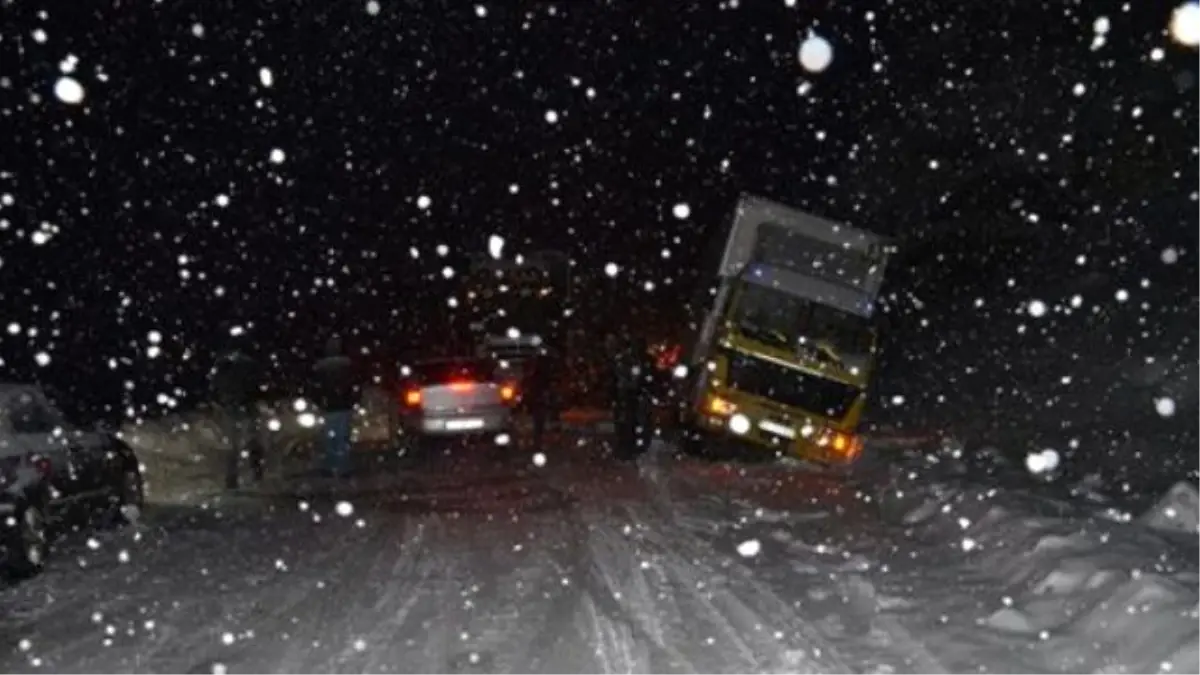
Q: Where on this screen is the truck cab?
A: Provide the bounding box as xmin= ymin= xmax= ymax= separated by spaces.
xmin=681 ymin=195 xmax=892 ymax=465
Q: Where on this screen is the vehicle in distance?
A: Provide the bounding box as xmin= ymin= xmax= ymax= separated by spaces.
xmin=392 ymin=357 xmax=521 ymax=450
xmin=1 ymin=383 xmax=144 ymax=579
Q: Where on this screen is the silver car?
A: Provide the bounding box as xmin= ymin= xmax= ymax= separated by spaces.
xmin=396 ymin=357 xmax=520 ymax=445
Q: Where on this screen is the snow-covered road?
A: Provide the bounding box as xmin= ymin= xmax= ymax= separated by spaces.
xmin=2 ymin=432 xmax=1195 ymax=674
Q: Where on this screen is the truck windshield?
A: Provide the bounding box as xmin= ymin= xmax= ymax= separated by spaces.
xmin=730 ymin=282 xmax=875 ymax=370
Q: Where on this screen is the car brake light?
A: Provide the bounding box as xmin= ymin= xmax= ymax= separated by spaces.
xmin=448 ymin=381 xmax=474 ymax=392
xmin=404 ymin=390 xmax=422 ymax=406
xmin=500 ymin=384 xmax=516 ymax=402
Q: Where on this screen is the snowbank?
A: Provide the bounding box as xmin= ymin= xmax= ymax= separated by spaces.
xmin=872 ymin=470 xmax=1199 ymax=673
xmin=649 ymin=436 xmax=1198 ymax=673
xmin=120 ymin=402 xmax=323 ymax=505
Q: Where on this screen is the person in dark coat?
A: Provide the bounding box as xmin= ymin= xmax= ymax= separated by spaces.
xmin=610 ymin=333 xmax=654 ymax=460
xmin=526 ymin=351 xmax=554 ymax=446
xmin=210 ymin=337 xmax=262 ymax=489
xmin=312 ymin=335 xmax=356 ymax=477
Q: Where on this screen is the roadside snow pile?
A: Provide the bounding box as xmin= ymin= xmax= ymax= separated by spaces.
xmin=121 ymin=402 xmax=321 ymax=505
xmin=877 ymin=474 xmax=1199 ymax=673
xmin=121 ymin=409 xmax=230 ymax=505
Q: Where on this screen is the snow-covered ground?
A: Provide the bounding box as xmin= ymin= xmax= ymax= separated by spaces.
xmin=2 ymin=419 xmax=1195 ymax=673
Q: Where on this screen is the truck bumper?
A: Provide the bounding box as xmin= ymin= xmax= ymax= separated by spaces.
xmin=687 ymin=399 xmax=863 ymax=465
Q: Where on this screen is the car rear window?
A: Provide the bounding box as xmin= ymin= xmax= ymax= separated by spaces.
xmin=409 ymin=359 xmax=497 ymax=384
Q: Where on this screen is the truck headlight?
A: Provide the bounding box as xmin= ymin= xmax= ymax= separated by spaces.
xmin=728 ymin=413 xmax=751 ymax=435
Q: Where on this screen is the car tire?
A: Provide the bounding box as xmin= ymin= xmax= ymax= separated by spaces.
xmin=4 ymin=500 xmax=49 ymax=580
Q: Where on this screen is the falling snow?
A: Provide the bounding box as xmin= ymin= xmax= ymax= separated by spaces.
xmin=53 ymin=76 xmax=85 ymax=104
xmin=1170 ymin=2 xmax=1200 ymax=46
xmin=736 ymin=539 xmax=762 ymax=557
xmin=798 ymin=32 xmax=833 ymax=73
xmin=1 ymin=4 xmax=1195 ymax=673
xmin=488 ymin=235 xmax=505 ymax=259
xmin=1155 ymin=397 xmax=1177 ymax=418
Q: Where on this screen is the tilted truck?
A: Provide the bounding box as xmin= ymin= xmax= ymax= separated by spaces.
xmin=678 ymin=194 xmax=893 ymax=464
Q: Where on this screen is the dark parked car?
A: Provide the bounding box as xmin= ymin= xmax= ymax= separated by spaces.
xmin=1 ymin=383 xmax=143 ymax=579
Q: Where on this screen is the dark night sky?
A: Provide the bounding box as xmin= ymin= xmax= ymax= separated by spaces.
xmin=1 ymin=0 xmax=1196 ymax=421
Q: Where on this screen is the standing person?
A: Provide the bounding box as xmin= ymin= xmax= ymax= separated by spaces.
xmin=626 ymin=335 xmax=656 ymax=455
xmin=610 ymin=332 xmax=651 ymax=461
xmin=210 ymin=336 xmax=262 ymax=490
xmin=312 ymin=335 xmax=356 ymax=477
xmin=526 ymin=350 xmax=553 ymax=447
xmin=603 ymin=333 xmax=626 ymax=453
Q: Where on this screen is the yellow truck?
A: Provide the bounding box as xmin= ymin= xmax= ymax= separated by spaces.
xmin=678 ymin=194 xmax=893 ymax=465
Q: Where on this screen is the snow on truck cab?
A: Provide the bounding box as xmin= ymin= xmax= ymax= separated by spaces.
xmin=680 ymin=194 xmax=893 ymax=465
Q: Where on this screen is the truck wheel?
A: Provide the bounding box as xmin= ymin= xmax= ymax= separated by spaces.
xmin=4 ymin=501 xmax=48 ymax=580
xmin=678 ymin=427 xmax=709 ymax=458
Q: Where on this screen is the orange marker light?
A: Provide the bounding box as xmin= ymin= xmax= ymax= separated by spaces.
xmin=708 ymin=396 xmax=735 ymax=416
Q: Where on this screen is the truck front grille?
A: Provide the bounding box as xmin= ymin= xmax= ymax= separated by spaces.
xmin=725 ymin=351 xmax=861 ymax=420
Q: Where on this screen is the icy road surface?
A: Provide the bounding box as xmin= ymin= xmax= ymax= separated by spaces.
xmin=2 ymin=433 xmax=1195 ymax=674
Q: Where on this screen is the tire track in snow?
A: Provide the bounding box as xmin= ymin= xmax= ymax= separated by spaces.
xmin=170 ymin=521 xmax=420 ymax=672
xmin=225 ymin=514 xmax=436 ymax=674
xmin=521 ymin=490 xmax=682 ymax=674
xmin=422 ymin=517 xmax=575 ymax=673
xmin=580 ymin=502 xmax=851 ymax=673
xmin=579 ymin=590 xmax=643 ymax=674
xmin=56 ymin=505 xmax=431 ymax=673
xmin=1 ymin=509 xmax=361 ymax=673
xmin=642 ymin=449 xmax=946 ymax=673
xmin=370 ymin=477 xmax=645 ymax=674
